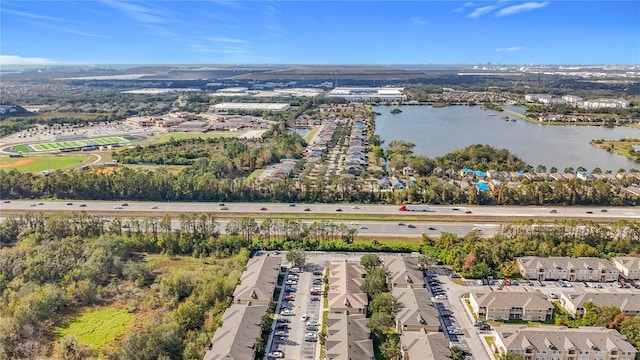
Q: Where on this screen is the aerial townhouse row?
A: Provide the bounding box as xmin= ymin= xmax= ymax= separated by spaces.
xmin=203 ymin=254 xmax=282 ymax=360
xmin=382 ymin=255 xmax=452 ymax=360
xmin=494 ymin=327 xmax=637 ymax=360
xmin=517 ymin=256 xmax=620 ymax=282
xmin=470 ymin=290 xmax=640 ymax=322
xmin=517 ymin=256 xmax=640 ymax=282
xmin=325 ymin=260 xmax=373 ymax=360
xmin=468 ymin=289 xmax=638 ymax=360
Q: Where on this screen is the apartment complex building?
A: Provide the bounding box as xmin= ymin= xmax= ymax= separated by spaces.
xmin=469 ymin=291 xmax=554 ymax=321
xmin=494 ymin=326 xmax=637 ymax=360
xmin=517 ymin=257 xmax=619 ymax=282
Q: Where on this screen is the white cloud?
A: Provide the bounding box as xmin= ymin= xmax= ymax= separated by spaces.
xmin=100 ymin=0 xmax=165 ymax=24
xmin=0 ymin=55 xmax=55 ymax=65
xmin=496 ymin=2 xmax=549 ymax=17
xmin=467 ymin=4 xmax=498 ymax=18
xmin=3 ymin=9 xmax=67 ymax=22
xmin=206 ymin=37 xmax=248 ymax=44
xmin=454 ymin=2 xmax=475 ymax=13
xmin=411 ymin=16 xmax=428 ymax=25
xmin=496 ymin=46 xmax=523 ymax=52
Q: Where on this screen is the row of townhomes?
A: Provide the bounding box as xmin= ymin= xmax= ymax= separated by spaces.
xmin=470 ymin=288 xmax=640 ymax=321
xmin=469 ymin=289 xmax=638 ymax=359
xmin=383 ymin=255 xmax=452 ymax=360
xmin=325 ymin=261 xmax=374 ymax=360
xmin=494 ymin=327 xmax=637 ymax=360
xmin=517 ymin=256 xmax=620 ymax=282
xmin=469 ymin=291 xmax=554 ymax=322
xmin=203 ymin=254 xmax=282 ymax=360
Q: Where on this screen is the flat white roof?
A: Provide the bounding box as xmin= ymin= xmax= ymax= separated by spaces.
xmin=212 ymin=103 xmax=290 ymax=111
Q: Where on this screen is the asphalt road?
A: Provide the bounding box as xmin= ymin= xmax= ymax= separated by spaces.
xmin=3 ymin=200 xmax=639 ymax=219
xmin=2 ymin=200 xmax=638 ymax=238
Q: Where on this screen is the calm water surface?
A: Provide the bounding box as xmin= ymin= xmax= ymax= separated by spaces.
xmin=374 ymin=105 xmax=640 ymax=172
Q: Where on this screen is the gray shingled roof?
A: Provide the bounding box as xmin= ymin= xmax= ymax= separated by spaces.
xmin=325 ymin=313 xmax=374 ymax=360
xmin=203 ymin=304 xmax=268 ymax=360
xmin=496 ymin=326 xmax=637 ymax=355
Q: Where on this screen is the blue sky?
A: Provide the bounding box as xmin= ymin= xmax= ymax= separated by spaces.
xmin=1 ymin=1 xmax=638 ymax=65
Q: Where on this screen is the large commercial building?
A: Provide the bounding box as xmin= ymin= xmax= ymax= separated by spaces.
xmin=517 ymin=257 xmax=619 ymax=282
xmin=212 ymin=102 xmax=291 ymax=111
xmin=325 ymin=87 xmax=406 ymax=101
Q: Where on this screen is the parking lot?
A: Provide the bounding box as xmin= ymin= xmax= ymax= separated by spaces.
xmin=268 ymin=263 xmax=325 ymax=360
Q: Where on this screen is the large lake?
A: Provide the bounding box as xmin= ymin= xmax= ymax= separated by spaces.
xmin=374 ymin=105 xmax=640 ymax=172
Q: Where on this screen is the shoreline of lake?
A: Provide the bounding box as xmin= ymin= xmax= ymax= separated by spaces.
xmin=373 ymin=105 xmax=640 ymax=172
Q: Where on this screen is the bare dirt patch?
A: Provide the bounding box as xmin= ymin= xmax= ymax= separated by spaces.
xmin=89 ymin=167 xmax=117 ymax=174
xmin=0 ymin=158 xmax=35 ymax=168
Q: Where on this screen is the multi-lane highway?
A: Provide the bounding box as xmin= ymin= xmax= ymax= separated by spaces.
xmin=2 ymin=200 xmax=639 ymax=219
xmin=2 ymin=200 xmax=638 ymax=238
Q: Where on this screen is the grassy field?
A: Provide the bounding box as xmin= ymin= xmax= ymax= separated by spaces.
xmin=26 ymin=136 xmax=135 ymax=152
xmin=0 ymin=155 xmax=92 ymax=173
xmin=56 ymin=307 xmax=135 ymax=350
xmin=150 ymin=132 xmax=238 ymax=144
xmin=590 ymin=139 xmax=640 ymax=163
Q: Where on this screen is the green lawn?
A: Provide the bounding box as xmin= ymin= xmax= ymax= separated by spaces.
xmin=16 ymin=136 xmax=141 ymax=153
xmin=150 ymin=132 xmax=238 ymax=144
xmin=0 ymin=155 xmax=91 ymax=173
xmin=56 ymin=307 xmax=135 ymax=350
xmin=11 ymin=144 xmax=33 ymax=152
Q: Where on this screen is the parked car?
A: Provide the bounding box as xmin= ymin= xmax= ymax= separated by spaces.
xmin=304 ymin=333 xmax=317 ymax=342
xmin=310 ymin=290 xmax=321 ymax=296
xmin=301 ymin=314 xmax=309 ymax=322
xmin=280 ymin=309 xmax=292 ymax=316
xmin=310 ymin=296 xmax=320 ymax=302
xmin=284 ymin=295 xmax=294 ymax=301
xmin=268 ymin=350 xmax=285 ymax=358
